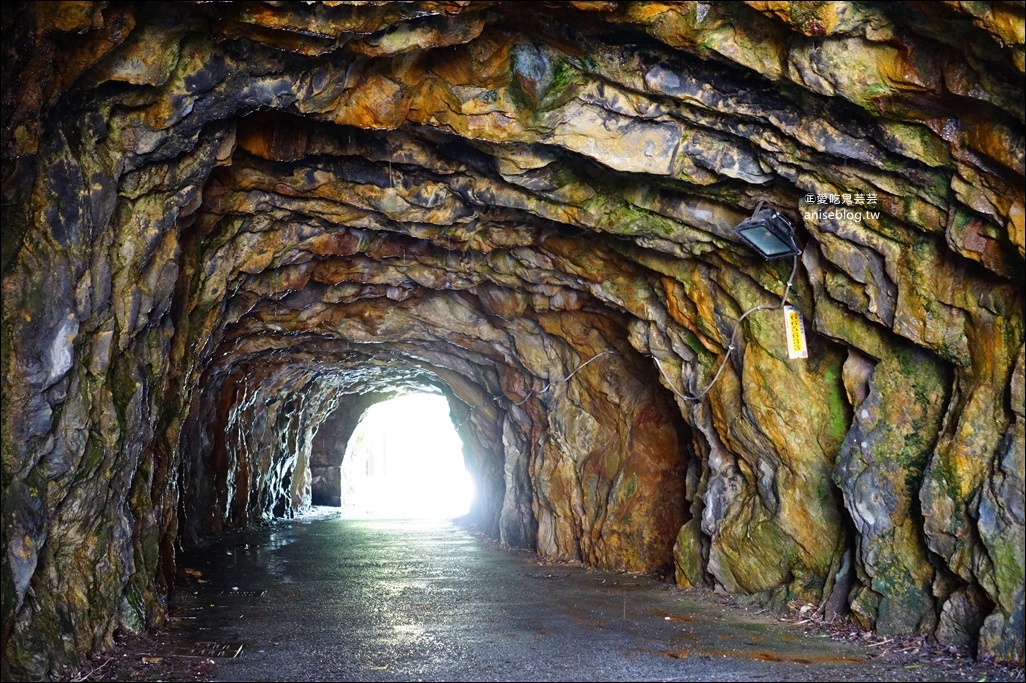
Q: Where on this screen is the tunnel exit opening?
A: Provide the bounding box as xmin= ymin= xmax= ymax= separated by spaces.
xmin=338 ymin=393 xmax=475 ymax=519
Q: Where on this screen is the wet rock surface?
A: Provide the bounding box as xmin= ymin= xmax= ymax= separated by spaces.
xmin=2 ymin=1 xmax=1023 ymax=677
xmin=67 ymin=514 xmax=1026 ymax=682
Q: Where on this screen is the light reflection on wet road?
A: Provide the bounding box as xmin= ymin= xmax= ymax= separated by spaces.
xmin=175 ymin=513 xmax=976 ymax=682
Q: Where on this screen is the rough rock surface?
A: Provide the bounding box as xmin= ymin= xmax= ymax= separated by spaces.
xmin=1 ymin=1 xmax=1023 ymax=678
xmin=309 ymin=392 xmax=396 ymax=507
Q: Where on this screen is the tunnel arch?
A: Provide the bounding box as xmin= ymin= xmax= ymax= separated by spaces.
xmin=2 ymin=1 xmax=1023 ymax=677
xmin=330 ymin=392 xmax=475 ymax=520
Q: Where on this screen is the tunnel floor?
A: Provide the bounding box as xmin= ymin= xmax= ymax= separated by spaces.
xmin=80 ymin=511 xmax=1020 ymax=682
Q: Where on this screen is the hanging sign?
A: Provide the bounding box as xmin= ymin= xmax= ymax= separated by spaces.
xmin=783 ymin=305 xmax=808 ymax=359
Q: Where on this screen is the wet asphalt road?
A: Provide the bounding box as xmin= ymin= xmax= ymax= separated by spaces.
xmin=173 ymin=512 xmax=998 ymax=682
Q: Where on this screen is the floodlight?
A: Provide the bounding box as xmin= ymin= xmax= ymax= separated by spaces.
xmin=735 ymin=201 xmax=800 ymax=259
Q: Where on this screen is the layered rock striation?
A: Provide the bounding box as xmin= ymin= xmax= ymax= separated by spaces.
xmin=2 ymin=1 xmax=1023 ymax=677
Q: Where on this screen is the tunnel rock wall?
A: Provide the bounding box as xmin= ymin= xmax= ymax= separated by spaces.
xmin=2 ymin=1 xmax=1024 ymax=677
xmin=309 ymin=391 xmax=398 ymax=507
xmin=178 ymin=364 xmax=343 ymax=542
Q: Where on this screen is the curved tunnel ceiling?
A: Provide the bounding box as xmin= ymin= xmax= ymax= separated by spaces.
xmin=1 ymin=1 xmax=1024 ymax=677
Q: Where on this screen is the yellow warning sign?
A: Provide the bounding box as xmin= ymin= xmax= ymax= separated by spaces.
xmin=784 ymin=305 xmax=808 ymax=359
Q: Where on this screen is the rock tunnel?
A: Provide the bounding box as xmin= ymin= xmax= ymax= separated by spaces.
xmin=1 ymin=1 xmax=1023 ymax=677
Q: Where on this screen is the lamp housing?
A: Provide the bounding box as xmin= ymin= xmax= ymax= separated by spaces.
xmin=735 ymin=203 xmax=800 ymax=260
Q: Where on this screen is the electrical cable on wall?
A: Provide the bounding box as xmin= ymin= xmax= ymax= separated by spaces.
xmin=494 ymin=349 xmax=621 ymax=408
xmin=653 ymin=200 xmax=803 ymax=404
xmin=467 ymin=200 xmax=801 ymax=412
xmin=451 ymin=349 xmax=622 ymax=426
xmin=680 ymin=253 xmax=799 ymax=401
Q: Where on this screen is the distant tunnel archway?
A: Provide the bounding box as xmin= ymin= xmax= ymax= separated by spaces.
xmin=336 ymin=393 xmax=474 ymax=520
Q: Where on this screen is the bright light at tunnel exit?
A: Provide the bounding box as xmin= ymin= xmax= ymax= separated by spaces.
xmin=339 ymin=394 xmax=474 ymax=519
